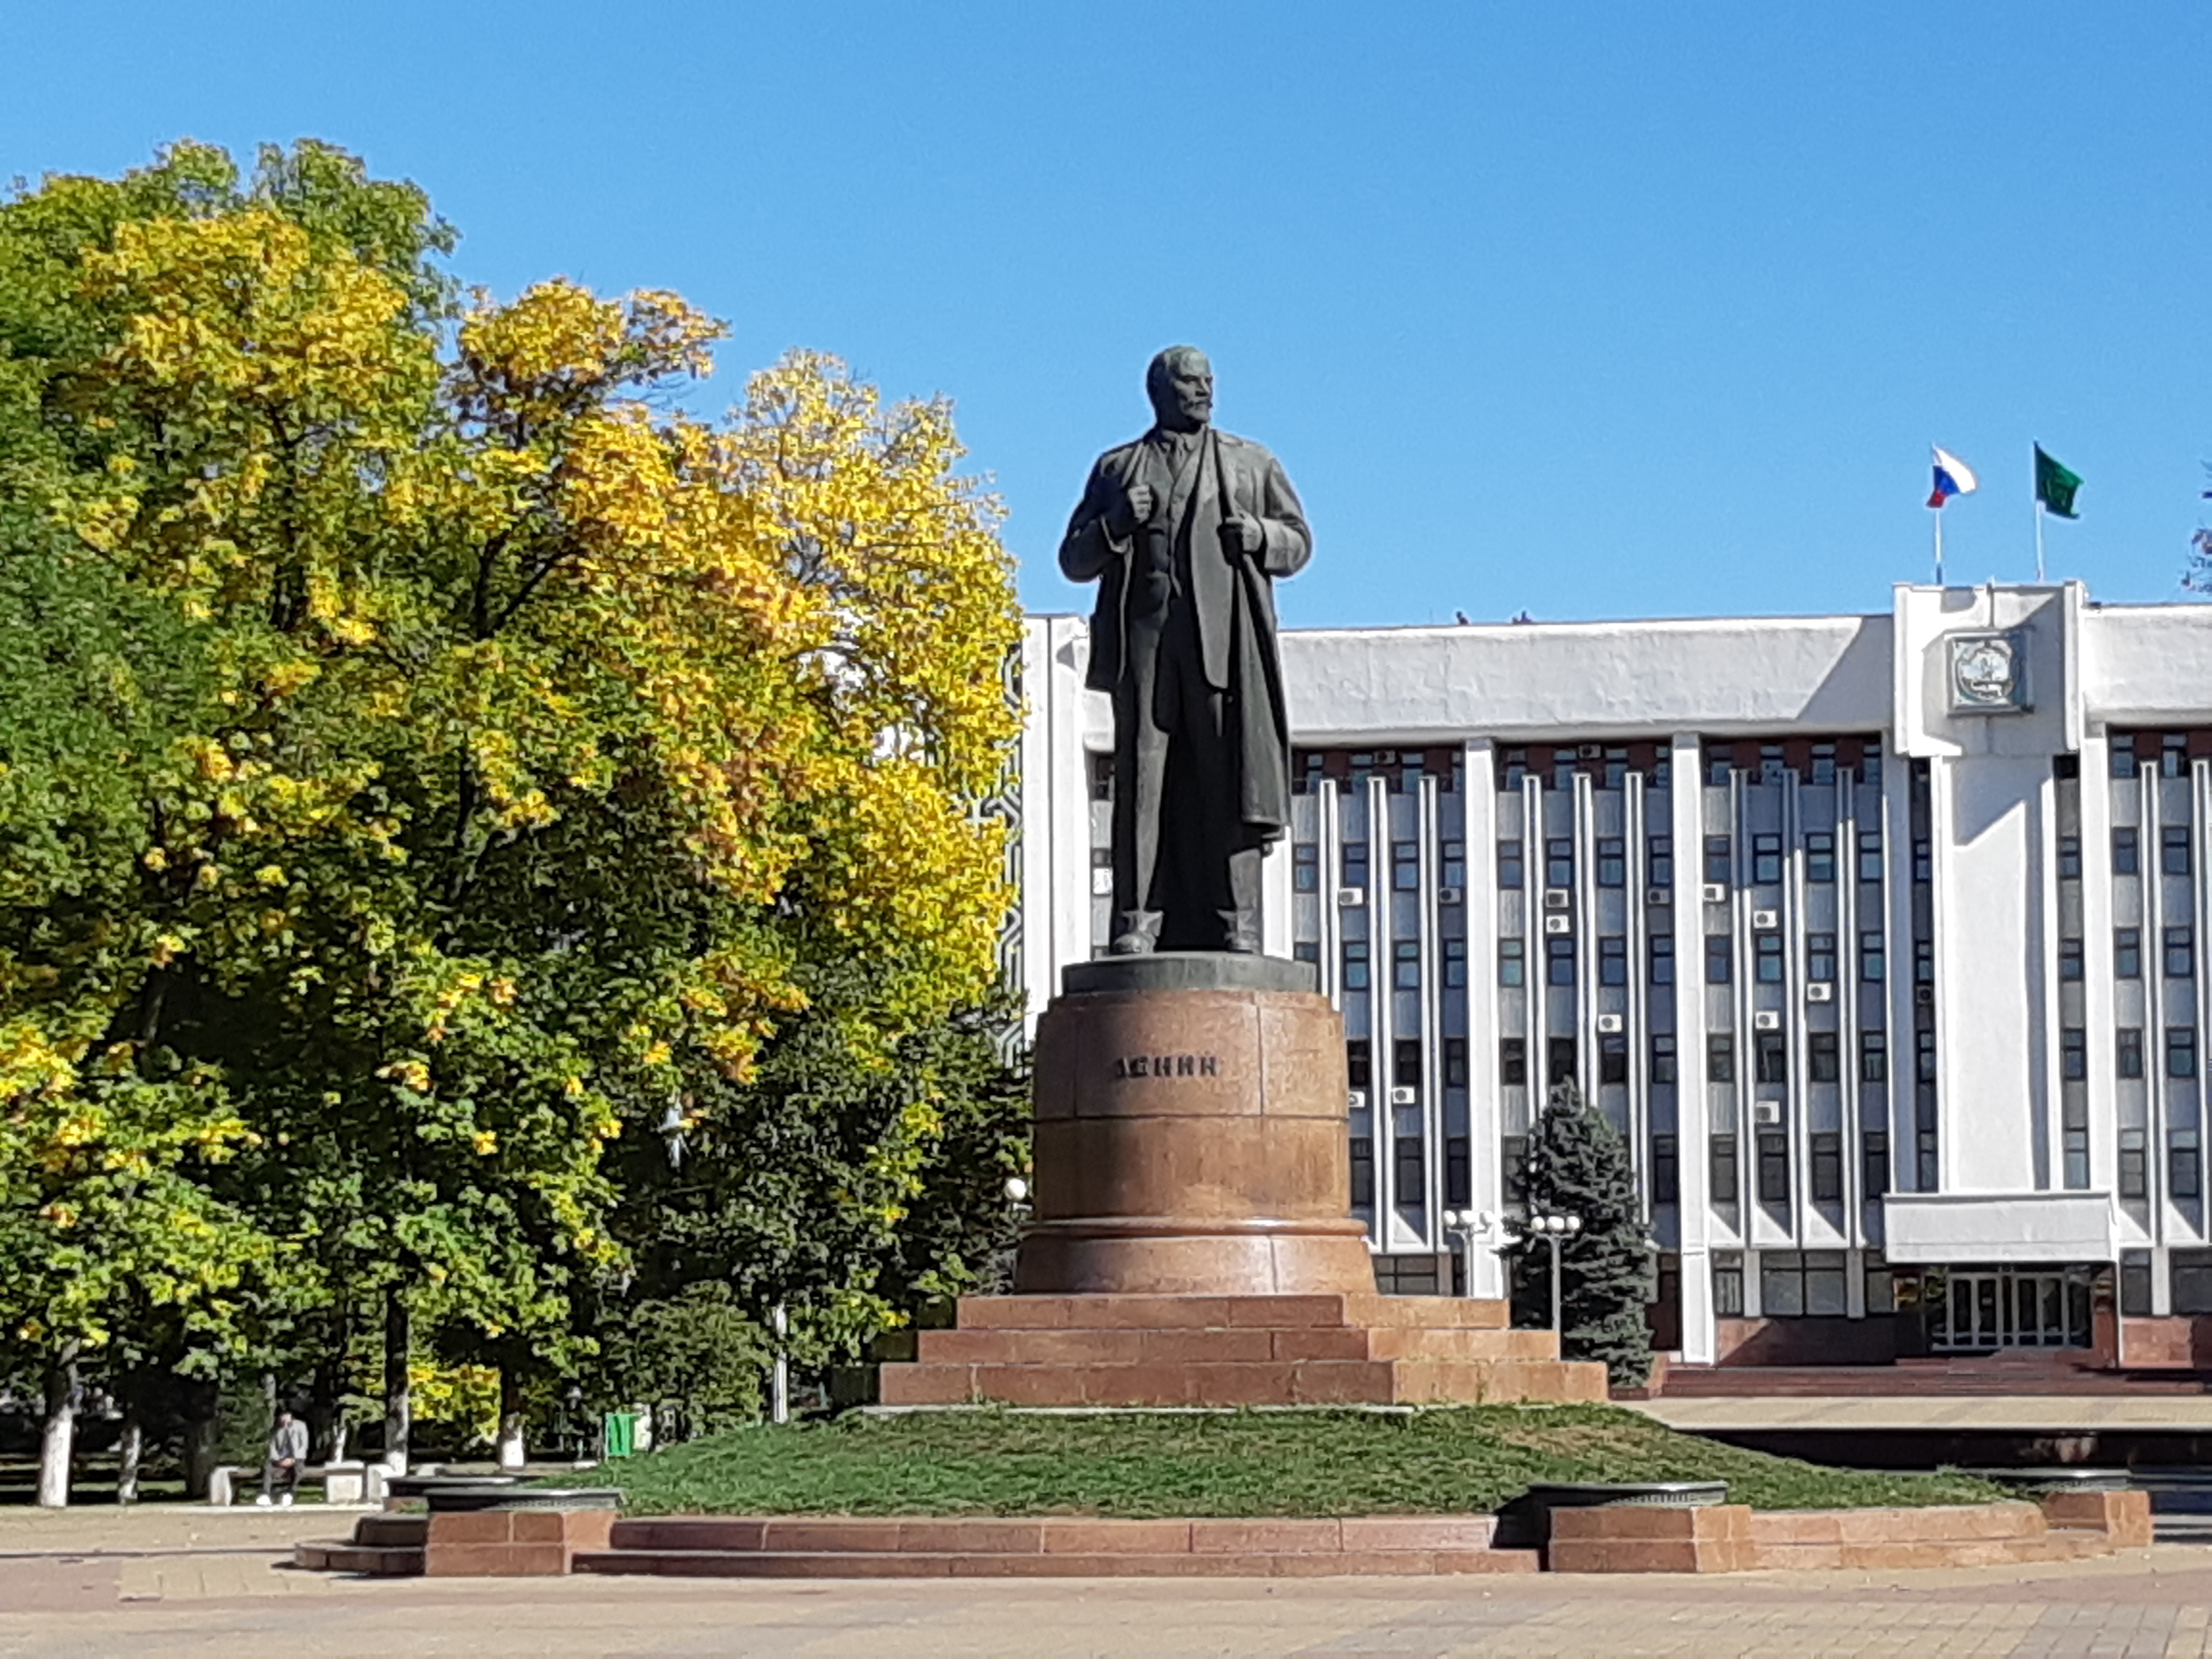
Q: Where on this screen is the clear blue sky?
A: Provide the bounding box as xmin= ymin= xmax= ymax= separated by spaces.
xmin=8 ymin=3 xmax=2209 ymax=627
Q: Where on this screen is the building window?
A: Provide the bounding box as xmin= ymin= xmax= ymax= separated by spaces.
xmin=1597 ymin=838 xmax=1626 ymax=888
xmin=1913 ymin=838 xmax=1932 ymax=882
xmin=1343 ymin=842 xmax=1370 ymax=891
xmin=2165 ymin=734 xmax=2192 ymax=779
xmin=1811 ymin=1132 xmax=1843 ymax=1201
xmin=1651 ymin=1033 xmax=1678 ymax=1084
xmin=1807 ymin=933 xmax=1837 ymax=983
xmin=1761 ymin=1250 xmax=1847 ymax=1317
xmin=2177 ymin=1251 xmax=2212 ymax=1313
xmin=2059 ymin=937 xmax=2084 ymax=981
xmin=1499 ymin=938 xmax=1525 ymax=986
xmin=1445 ymin=1135 xmax=1471 ymax=1206
xmin=1293 ymin=842 xmax=1319 ymax=891
xmin=1861 ymin=930 xmax=1885 ymax=982
xmin=2166 ymin=825 xmax=2194 ymax=877
xmin=1546 ymin=936 xmax=1575 ymax=986
xmin=1500 ymin=1038 xmax=1527 ymax=1087
xmin=1755 ymin=933 xmax=1784 ymax=984
xmin=2173 ymin=1130 xmax=2203 ymax=1200
xmin=1295 ymin=940 xmax=1320 ymax=964
xmin=1395 ymin=1137 xmax=1425 ymax=1203
xmin=1755 ymin=1030 xmax=1787 ymax=1085
xmin=2120 ymin=1129 xmax=2148 ymax=1199
xmin=1860 ymin=1029 xmax=1887 ymax=1082
xmin=1809 ymin=1031 xmax=1840 ymax=1082
xmin=2121 ymin=1250 xmax=2153 ymax=1314
xmin=1806 ymin=832 xmax=1836 ymax=883
xmin=1393 ymin=842 xmax=1419 ymax=891
xmin=1546 ymin=838 xmax=1574 ymax=889
xmin=1444 ymin=1038 xmax=1468 ymax=1088
xmin=1707 ymin=751 xmax=1731 ymax=788
xmin=1858 ymin=831 xmax=1884 ymax=884
xmin=1648 ymin=835 xmax=1674 ymax=887
xmin=1914 ymin=939 xmax=1934 ymax=984
xmin=1916 ymin=1028 xmax=1937 ymax=1082
xmin=1706 ymin=934 xmax=1732 ymax=984
xmin=2114 ymin=827 xmax=2139 ymax=876
xmin=1650 ymin=934 xmax=1675 ymax=985
xmin=1394 ymin=939 xmax=1420 ymax=989
xmin=1549 ymin=1035 xmax=1579 ymax=1082
xmin=1599 ymin=936 xmax=1628 ymax=987
xmin=1503 ymin=1136 xmax=1528 ymax=1203
xmin=1710 ymin=1135 xmax=1739 ymax=1203
xmin=1498 ymin=841 xmax=1524 ymax=889
xmin=1713 ymin=1253 xmax=1745 ymax=1315
xmin=1652 ymin=1133 xmax=1680 ymax=1203
xmin=1090 ymin=753 xmax=1114 ymax=800
xmin=2168 ymin=926 xmax=2196 ymax=979
xmin=1863 ymin=1130 xmax=1890 ymax=1198
xmin=2171 ymin=1027 xmax=2199 ymax=1079
xmin=1708 ymin=1033 xmax=1736 ymax=1082
xmin=2118 ymin=1027 xmax=2145 ymax=1080
xmin=1705 ymin=835 xmax=1732 ymax=886
xmin=2065 ymin=1123 xmax=2090 ymax=1190
xmin=1343 ymin=940 xmax=1370 ymax=990
xmin=1394 ymin=1039 xmax=1422 ymax=1090
xmin=1864 ymin=745 xmax=1885 ymax=787
xmin=1347 ymin=1040 xmax=1371 ymax=1089
xmin=1350 ymin=1136 xmax=1375 ymax=1207
xmin=1865 ymin=1248 xmax=1894 ymax=1311
xmin=1752 ymin=834 xmax=1783 ymax=885
xmin=1812 ymin=742 xmax=1837 ymax=785
xmin=2117 ymin=928 xmax=2142 ymax=978
xmin=1443 ymin=938 xmax=1467 ymax=988
xmin=1599 ymin=1032 xmax=1628 ymax=1085
xmin=1441 ymin=839 xmax=1466 ymax=890
xmin=2058 ymin=835 xmax=2082 ymax=880
xmin=2061 ymin=1027 xmax=2087 ymax=1082
xmin=2112 ymin=735 xmax=2138 ymax=778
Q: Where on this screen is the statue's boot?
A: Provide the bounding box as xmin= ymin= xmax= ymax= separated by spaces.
xmin=1221 ymin=909 xmax=1261 ymax=954
xmin=1108 ymin=910 xmax=1163 ymax=955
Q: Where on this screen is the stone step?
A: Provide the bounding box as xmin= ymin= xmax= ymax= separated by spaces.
xmin=952 ymin=1294 xmax=1511 ymax=1333
xmin=915 ymin=1324 xmax=1557 ymax=1368
xmin=292 ymin=1539 xmax=424 ymax=1575
xmin=355 ymin=1515 xmax=429 ymax=1548
xmin=878 ymin=1354 xmax=1609 ymax=1408
xmin=573 ymin=1546 xmax=1539 ymax=1578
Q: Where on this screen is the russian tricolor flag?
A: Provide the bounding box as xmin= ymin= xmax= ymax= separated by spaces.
xmin=1928 ymin=446 xmax=1978 ymax=509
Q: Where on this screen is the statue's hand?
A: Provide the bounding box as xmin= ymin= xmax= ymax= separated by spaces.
xmin=1218 ymin=511 xmax=1263 ymax=556
xmin=1115 ymin=482 xmax=1156 ymax=538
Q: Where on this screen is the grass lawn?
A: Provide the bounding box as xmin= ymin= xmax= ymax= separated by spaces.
xmin=575 ymin=1405 xmax=2008 ymax=1519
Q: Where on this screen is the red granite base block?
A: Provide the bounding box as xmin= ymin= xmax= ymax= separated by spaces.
xmin=2040 ymin=1490 xmax=2154 ymax=1548
xmin=1548 ymin=1500 xmax=2128 ymax=1574
xmin=422 ymin=1509 xmax=614 ymax=1577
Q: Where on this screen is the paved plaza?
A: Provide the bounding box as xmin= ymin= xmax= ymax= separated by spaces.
xmin=1 ymin=1508 xmax=2212 ymax=1656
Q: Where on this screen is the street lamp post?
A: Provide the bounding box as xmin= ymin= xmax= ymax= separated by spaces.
xmin=1440 ymin=1209 xmax=1502 ymax=1297
xmin=1524 ymin=1212 xmax=1583 ymax=1338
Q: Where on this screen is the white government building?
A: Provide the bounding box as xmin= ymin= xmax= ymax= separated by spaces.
xmin=1012 ymin=583 xmax=2212 ymax=1370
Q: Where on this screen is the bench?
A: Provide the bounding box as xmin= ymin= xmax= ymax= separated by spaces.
xmin=207 ymin=1460 xmax=385 ymax=1506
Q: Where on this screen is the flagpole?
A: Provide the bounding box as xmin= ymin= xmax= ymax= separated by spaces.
xmin=2035 ymin=501 xmax=2046 ymax=584
xmin=1934 ymin=504 xmax=1945 ymax=586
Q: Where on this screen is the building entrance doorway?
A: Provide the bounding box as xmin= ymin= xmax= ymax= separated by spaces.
xmin=1931 ymin=1270 xmax=2091 ymax=1351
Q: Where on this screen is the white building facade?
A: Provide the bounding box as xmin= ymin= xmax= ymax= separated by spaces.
xmin=1013 ymin=585 xmax=2212 ymax=1369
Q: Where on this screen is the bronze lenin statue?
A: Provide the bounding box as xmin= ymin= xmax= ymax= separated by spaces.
xmin=1058 ymin=348 xmax=1311 ymax=955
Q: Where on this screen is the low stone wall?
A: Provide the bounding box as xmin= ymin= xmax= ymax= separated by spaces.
xmin=423 ymin=1509 xmax=616 ymax=1577
xmin=1546 ymin=1492 xmax=2153 ymax=1574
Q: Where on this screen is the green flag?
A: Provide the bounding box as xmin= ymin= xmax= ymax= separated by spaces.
xmin=2034 ymin=444 xmax=2082 ymax=519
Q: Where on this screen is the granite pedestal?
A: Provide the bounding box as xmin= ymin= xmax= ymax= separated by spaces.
xmin=878 ymin=954 xmax=1607 ymax=1409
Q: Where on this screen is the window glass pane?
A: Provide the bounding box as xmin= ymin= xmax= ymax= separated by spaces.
xmin=1806 ymin=833 xmax=1835 ymax=883
xmin=1756 ymin=1030 xmax=1787 ymax=1084
xmin=1648 ymin=836 xmax=1673 ymax=887
xmin=1761 ymin=1254 xmax=1805 ymax=1315
xmin=1498 ymin=842 xmax=1523 ymax=888
xmin=1441 ymin=839 xmax=1466 ymax=888
xmin=1860 ymin=931 xmax=1885 ymax=981
xmin=1708 ymin=1034 xmax=1735 ymax=1082
xmin=1293 ymin=842 xmax=1319 ymax=891
xmin=1752 ymin=834 xmax=1782 ymax=884
xmin=2117 ymin=929 xmax=2141 ymax=978
xmin=1809 ymin=1032 xmax=1839 ymax=1082
xmin=1704 ymin=836 xmax=1731 ymax=885
xmin=1706 ymin=934 xmax=1731 ymax=984
xmin=1860 ymin=1030 xmax=1887 ymax=1082
xmin=1597 ymin=838 xmax=1625 ymax=888
xmin=1393 ymin=842 xmax=1419 ymax=890
xmin=1443 ymin=938 xmax=1467 ymax=988
xmin=1651 ymin=1034 xmax=1678 ymax=1084
xmin=2059 ymin=938 xmax=2084 ymax=981
xmin=2169 ymin=926 xmax=2195 ymax=979
xmin=1546 ymin=936 xmax=1575 ymax=986
xmin=1599 ymin=936 xmax=1627 ymax=986
xmin=1346 ymin=1041 xmax=1371 ymax=1087
xmin=1499 ymin=938 xmax=1525 ymax=986
xmin=1600 ymin=1034 xmax=1628 ymax=1084
xmin=1807 ymin=933 xmax=1836 ymax=982
xmin=1343 ymin=940 xmax=1369 ymax=989
xmin=2170 ymin=1027 xmax=2198 ymax=1079
xmin=1649 ymin=934 xmax=1674 ymax=985
xmin=1858 ymin=831 xmax=1883 ymax=883
xmin=1755 ymin=933 xmax=1784 ymax=983
xmin=2058 ymin=835 xmax=2082 ymax=879
xmin=2114 ymin=828 xmax=2139 ymax=876
xmin=2166 ymin=825 xmax=2193 ymax=877
xmin=2118 ymin=1027 xmax=2144 ymax=1079
xmin=1394 ymin=939 xmax=1420 ymax=989
xmin=1546 ymin=838 xmax=1574 ymax=888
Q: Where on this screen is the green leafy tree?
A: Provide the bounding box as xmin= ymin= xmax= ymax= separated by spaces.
xmin=1506 ymin=1081 xmax=1653 ymax=1389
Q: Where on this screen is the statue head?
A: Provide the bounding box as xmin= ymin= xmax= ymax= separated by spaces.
xmin=1145 ymin=346 xmax=1214 ymax=433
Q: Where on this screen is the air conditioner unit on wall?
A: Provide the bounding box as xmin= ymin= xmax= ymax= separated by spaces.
xmin=1389 ymin=1086 xmax=1418 ymax=1106
xmin=1577 ymin=743 xmax=1603 ymax=760
xmin=1543 ymin=915 xmax=1572 ymax=936
xmin=1915 ymin=985 xmax=1935 ymax=1006
xmin=1752 ymin=909 xmax=1779 ymax=930
xmin=1337 ymin=887 xmax=1365 ymax=907
xmin=1647 ymin=887 xmax=1671 ymax=906
xmin=1806 ymin=983 xmax=1835 ymax=1003
xmin=1701 ymin=883 xmax=1728 ymax=903
xmin=1753 ymin=1010 xmax=1782 ymax=1031
xmin=1438 ymin=886 xmax=1464 ymax=906
xmin=1544 ymin=888 xmax=1571 ymax=910
xmin=1752 ymin=1100 xmax=1783 ymax=1126
xmin=1347 ymin=1090 xmax=1367 ymax=1112
xmin=1596 ymin=1013 xmax=1624 ymax=1033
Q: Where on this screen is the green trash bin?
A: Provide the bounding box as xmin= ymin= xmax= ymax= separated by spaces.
xmin=602 ymin=1411 xmax=640 ymax=1459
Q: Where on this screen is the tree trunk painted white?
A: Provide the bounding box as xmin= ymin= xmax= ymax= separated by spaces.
xmin=381 ymin=1291 xmax=411 ymax=1474
xmin=496 ymin=1365 xmax=526 ymax=1469
xmin=116 ymin=1411 xmax=144 ymax=1505
xmin=36 ymin=1349 xmax=79 ymax=1508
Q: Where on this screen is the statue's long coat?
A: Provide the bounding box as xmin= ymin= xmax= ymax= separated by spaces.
xmin=1058 ymin=427 xmax=1311 ymax=844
